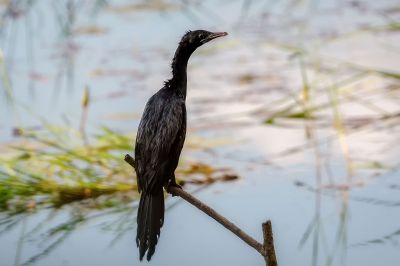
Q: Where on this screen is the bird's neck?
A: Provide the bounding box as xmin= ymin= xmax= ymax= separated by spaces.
xmin=169 ymin=44 xmax=195 ymax=99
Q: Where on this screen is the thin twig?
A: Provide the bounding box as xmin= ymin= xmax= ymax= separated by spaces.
xmin=166 ymin=185 xmax=264 ymax=255
xmin=124 ymin=153 xmax=278 ymax=265
xmin=124 ymin=154 xmax=135 ymax=168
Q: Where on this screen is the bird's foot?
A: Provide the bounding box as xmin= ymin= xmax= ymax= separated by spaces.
xmin=166 ymin=181 xmax=182 ymax=196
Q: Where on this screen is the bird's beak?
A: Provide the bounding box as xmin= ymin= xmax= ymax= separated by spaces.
xmin=204 ymin=32 xmax=228 ymax=43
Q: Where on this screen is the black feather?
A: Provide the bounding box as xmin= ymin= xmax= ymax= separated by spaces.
xmin=134 ymin=29 xmax=226 ymax=261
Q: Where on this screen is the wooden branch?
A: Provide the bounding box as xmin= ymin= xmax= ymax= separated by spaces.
xmin=166 ymin=185 xmax=264 ymax=254
xmin=262 ymin=221 xmax=278 ymax=266
xmin=124 ymin=154 xmax=278 ymax=265
xmin=124 ymin=154 xmax=136 ymax=168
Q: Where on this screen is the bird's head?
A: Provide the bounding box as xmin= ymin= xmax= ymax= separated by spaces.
xmin=180 ymin=30 xmax=228 ymax=51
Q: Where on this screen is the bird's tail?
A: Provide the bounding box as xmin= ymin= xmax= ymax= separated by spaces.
xmin=136 ymin=191 xmax=164 ymax=261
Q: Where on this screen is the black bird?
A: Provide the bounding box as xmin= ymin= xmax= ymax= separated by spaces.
xmin=134 ymin=30 xmax=227 ymax=261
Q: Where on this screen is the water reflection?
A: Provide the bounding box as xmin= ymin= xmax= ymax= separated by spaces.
xmin=0 ymin=0 xmax=400 ymax=266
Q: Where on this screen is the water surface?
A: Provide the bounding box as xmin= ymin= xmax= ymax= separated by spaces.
xmin=1 ymin=1 xmax=400 ymax=265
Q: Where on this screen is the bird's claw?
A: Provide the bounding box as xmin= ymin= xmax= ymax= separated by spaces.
xmin=166 ymin=181 xmax=182 ymax=196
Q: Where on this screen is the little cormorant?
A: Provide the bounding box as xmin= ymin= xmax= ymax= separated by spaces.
xmin=134 ymin=30 xmax=227 ymax=261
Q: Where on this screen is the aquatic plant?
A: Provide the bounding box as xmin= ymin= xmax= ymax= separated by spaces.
xmin=0 ymin=122 xmax=237 ymax=213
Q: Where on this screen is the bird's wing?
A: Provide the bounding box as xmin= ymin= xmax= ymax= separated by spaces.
xmin=134 ymin=93 xmax=184 ymax=193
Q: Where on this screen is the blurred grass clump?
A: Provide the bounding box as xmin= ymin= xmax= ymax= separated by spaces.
xmin=0 ymin=123 xmax=237 ymax=214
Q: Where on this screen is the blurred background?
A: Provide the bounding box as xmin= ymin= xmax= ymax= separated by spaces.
xmin=0 ymin=0 xmax=399 ymax=265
